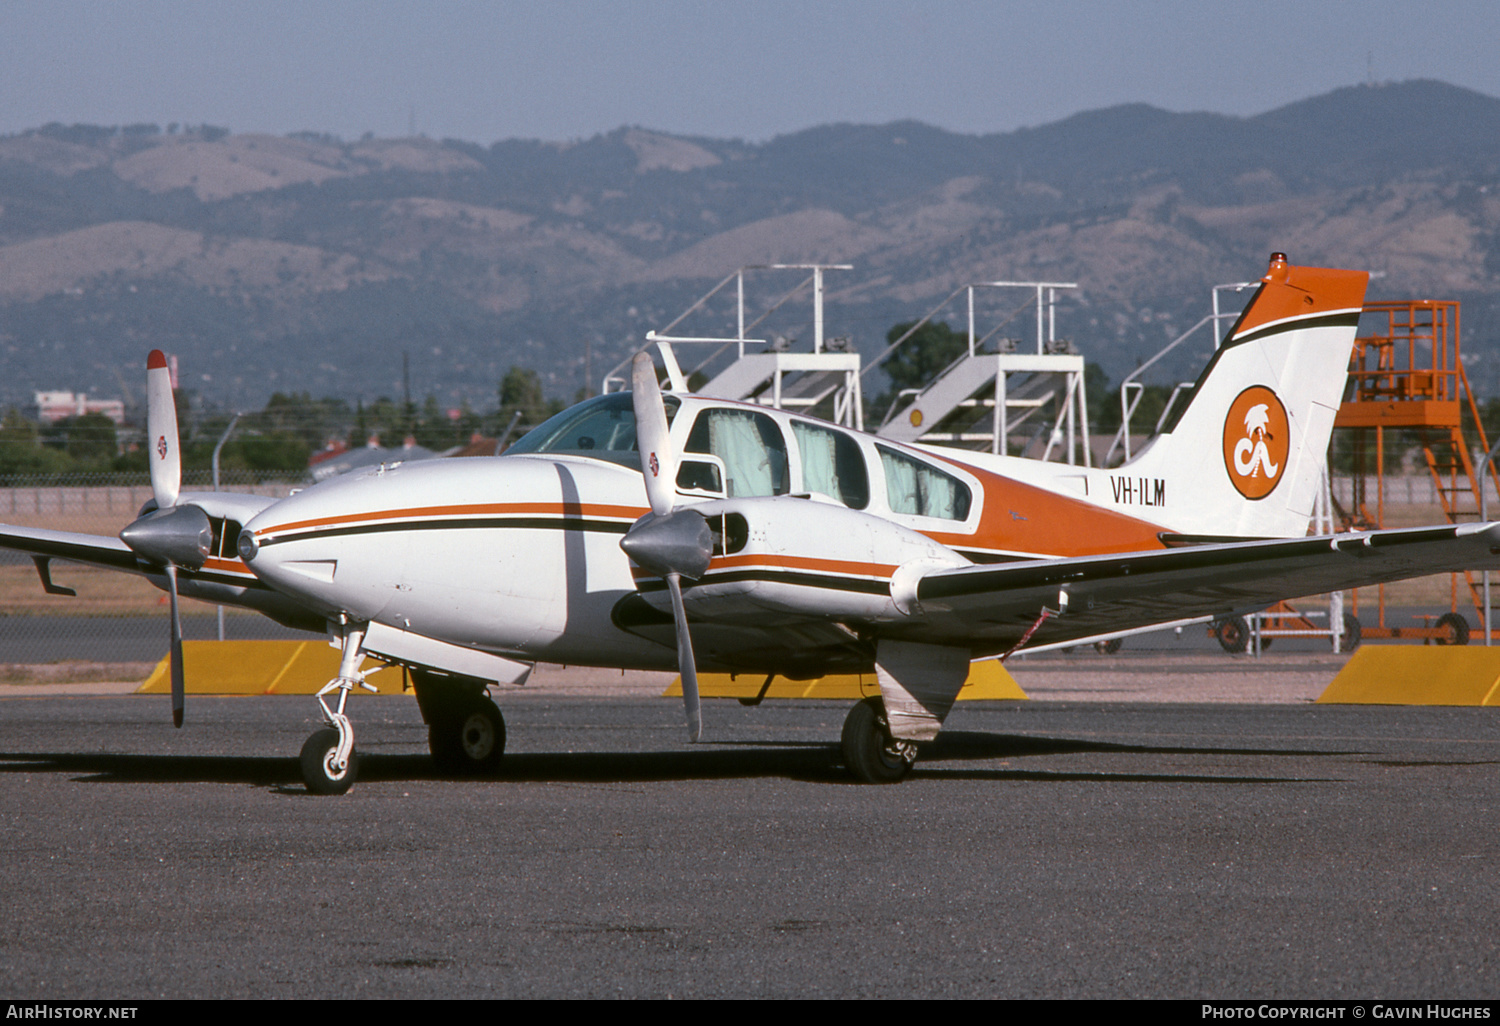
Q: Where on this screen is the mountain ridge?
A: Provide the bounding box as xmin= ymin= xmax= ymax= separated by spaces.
xmin=1 ymin=78 xmax=1498 ymax=411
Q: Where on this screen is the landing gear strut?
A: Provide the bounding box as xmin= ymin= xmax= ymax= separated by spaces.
xmin=840 ymin=696 xmax=916 ymax=784
xmin=301 ymin=623 xmax=377 ymax=795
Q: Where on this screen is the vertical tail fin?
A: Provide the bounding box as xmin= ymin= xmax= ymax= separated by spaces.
xmin=1127 ymin=253 xmax=1369 ymax=538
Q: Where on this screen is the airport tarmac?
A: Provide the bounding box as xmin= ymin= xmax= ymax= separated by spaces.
xmin=0 ymin=648 xmax=1357 ymax=701
xmin=1 ymin=654 xmax=1498 ymax=999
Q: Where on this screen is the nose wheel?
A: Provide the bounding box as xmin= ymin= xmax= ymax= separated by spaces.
xmin=301 ymin=727 xmax=358 ymax=795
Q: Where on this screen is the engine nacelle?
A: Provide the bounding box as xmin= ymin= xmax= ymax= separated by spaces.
xmin=630 ymin=495 xmax=970 ymax=625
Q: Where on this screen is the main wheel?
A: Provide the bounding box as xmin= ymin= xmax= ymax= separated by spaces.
xmin=300 ymin=727 xmax=357 ymax=795
xmin=1094 ymin=637 xmax=1122 ymax=655
xmin=429 ymin=696 xmax=506 ymax=775
xmin=840 ymin=697 xmax=916 ymax=784
xmin=1339 ymin=612 xmax=1362 ymax=653
xmin=1435 ymin=612 xmax=1471 ymax=646
xmin=1213 ymin=616 xmax=1250 ymax=654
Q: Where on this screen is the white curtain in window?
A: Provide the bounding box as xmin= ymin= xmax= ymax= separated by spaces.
xmin=921 ymin=466 xmax=961 ymax=519
xmin=708 ymin=411 xmax=775 ymax=497
xmin=881 ymin=448 xmax=921 ymax=515
xmin=794 ymin=422 xmax=839 ymax=500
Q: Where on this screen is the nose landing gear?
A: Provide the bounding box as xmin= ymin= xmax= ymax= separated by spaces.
xmin=301 ymin=623 xmax=378 ymax=795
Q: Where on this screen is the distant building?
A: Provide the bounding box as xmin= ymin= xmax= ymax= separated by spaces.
xmin=31 ymin=391 xmax=127 ymax=425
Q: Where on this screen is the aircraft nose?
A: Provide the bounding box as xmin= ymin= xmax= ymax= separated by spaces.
xmin=236 ymin=526 xmax=258 ymax=562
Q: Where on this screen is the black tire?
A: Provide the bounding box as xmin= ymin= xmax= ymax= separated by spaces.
xmin=1094 ymin=637 xmax=1122 ymax=655
xmin=840 ymin=697 xmax=916 ymax=785
xmin=1340 ymin=612 xmax=1362 ymax=653
xmin=300 ymin=727 xmax=357 ymax=796
xmin=429 ymin=696 xmax=506 ymax=775
xmin=1213 ymin=616 xmax=1250 ymax=654
xmin=1435 ymin=612 xmax=1470 ymax=646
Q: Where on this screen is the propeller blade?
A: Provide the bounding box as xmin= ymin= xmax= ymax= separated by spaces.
xmin=630 ymin=352 xmax=676 ymax=518
xmin=146 ymin=350 xmax=181 ymax=511
xmin=665 ymin=573 xmax=701 ymax=742
xmin=165 ymin=563 xmax=184 ymax=728
xmin=625 ymin=354 xmax=707 ymax=739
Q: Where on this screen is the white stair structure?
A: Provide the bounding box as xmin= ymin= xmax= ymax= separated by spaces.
xmin=603 ymin=264 xmax=863 ymax=429
xmin=1103 ymin=281 xmax=1254 ymax=466
xmin=878 ymin=350 xmax=1090 ymax=462
xmin=869 ymin=281 xmax=1092 ymax=464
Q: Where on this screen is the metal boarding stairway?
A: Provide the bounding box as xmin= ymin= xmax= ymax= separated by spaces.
xmin=876 ymin=347 xmax=1090 ymax=462
xmin=865 ymin=280 xmax=1091 ymax=464
xmin=602 ymin=263 xmax=864 ymax=429
xmin=693 ymin=341 xmax=863 ymax=428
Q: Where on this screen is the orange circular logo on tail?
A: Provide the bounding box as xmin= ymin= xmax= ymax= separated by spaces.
xmin=1223 ymin=386 xmax=1289 ymax=500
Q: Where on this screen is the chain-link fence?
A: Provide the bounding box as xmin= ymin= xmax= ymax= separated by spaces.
xmin=0 ymin=471 xmax=312 ymax=671
xmin=0 ymin=470 xmax=1472 ymax=667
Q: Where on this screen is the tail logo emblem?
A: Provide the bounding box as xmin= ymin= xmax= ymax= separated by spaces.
xmin=1223 ymin=386 xmax=1289 ymax=500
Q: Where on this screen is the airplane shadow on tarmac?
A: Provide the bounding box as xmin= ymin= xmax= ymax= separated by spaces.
xmin=0 ymin=730 xmax=1351 ymax=790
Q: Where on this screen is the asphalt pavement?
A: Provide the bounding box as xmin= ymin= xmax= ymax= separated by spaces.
xmin=0 ymin=687 xmax=1497 ymax=998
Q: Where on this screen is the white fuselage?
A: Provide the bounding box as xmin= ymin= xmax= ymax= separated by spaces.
xmin=237 ymin=393 xmax=1115 ymax=674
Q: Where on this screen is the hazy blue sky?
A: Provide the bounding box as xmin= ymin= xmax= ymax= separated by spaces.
xmin=3 ymin=0 xmax=1498 ymax=143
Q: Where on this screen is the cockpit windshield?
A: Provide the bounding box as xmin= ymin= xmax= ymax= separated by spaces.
xmin=505 ymin=392 xmax=679 ymax=468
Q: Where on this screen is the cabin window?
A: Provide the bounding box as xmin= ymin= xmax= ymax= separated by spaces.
xmin=792 ymin=421 xmax=869 ymax=510
xmin=877 ymin=445 xmax=971 ymax=521
xmin=684 ymin=408 xmax=788 ymax=498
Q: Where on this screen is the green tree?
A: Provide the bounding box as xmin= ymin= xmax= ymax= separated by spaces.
xmin=0 ymin=409 xmax=72 ymax=474
xmin=497 ymin=366 xmax=562 ymax=434
xmin=56 ymin=412 xmax=119 ymax=467
xmin=879 ymin=321 xmax=970 ymax=397
xmin=255 ymin=392 xmax=352 ymax=452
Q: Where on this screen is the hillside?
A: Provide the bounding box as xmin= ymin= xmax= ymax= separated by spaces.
xmin=1 ymin=79 xmax=1499 ymax=415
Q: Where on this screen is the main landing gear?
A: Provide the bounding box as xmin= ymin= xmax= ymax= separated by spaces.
xmin=411 ymin=668 xmax=507 ymax=776
xmin=840 ymin=696 xmax=917 ymax=784
xmin=296 ymin=628 xmax=510 ymax=794
xmin=302 ymin=623 xmax=379 ymax=795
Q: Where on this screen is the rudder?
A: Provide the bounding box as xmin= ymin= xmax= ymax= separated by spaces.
xmin=1124 ymin=253 xmax=1369 ymax=539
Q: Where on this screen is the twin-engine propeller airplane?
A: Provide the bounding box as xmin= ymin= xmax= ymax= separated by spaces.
xmin=5 ymin=253 xmax=1499 ymax=793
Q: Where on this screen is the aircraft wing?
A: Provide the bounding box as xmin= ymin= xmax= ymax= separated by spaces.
xmin=0 ymin=524 xmax=142 ymax=574
xmin=907 ymin=523 xmax=1500 ymax=655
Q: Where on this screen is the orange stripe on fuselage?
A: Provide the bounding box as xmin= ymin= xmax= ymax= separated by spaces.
xmin=255 ymin=478 xmax=1164 ymax=564
xmin=256 ymin=501 xmax=648 ymax=537
xmin=926 ymin=455 xmax=1167 ymax=557
xmin=632 ymin=552 xmax=899 ymax=581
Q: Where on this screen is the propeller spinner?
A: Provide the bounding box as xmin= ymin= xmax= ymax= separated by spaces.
xmin=620 ymin=352 xmax=713 ymax=741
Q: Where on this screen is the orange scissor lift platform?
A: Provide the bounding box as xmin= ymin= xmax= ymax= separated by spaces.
xmin=1331 ymin=299 xmax=1498 ymax=644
